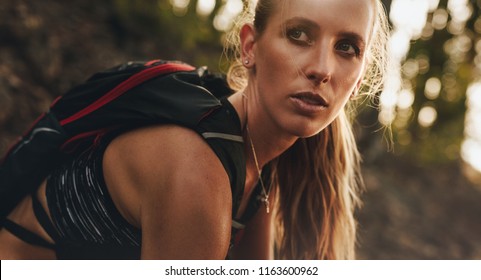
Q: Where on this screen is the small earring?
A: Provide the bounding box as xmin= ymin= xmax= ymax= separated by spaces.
xmin=351 ymin=90 xmax=357 ymax=99
xmin=244 ymin=59 xmax=249 ymax=65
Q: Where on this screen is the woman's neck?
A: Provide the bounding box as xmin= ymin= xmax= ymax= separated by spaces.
xmin=229 ymin=90 xmax=297 ymax=216
xmin=228 ymin=91 xmax=298 ymax=169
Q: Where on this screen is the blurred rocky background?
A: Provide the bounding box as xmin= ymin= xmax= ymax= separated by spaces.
xmin=1 ymin=0 xmax=480 ymax=259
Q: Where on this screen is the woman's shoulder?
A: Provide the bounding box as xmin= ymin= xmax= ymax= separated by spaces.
xmin=105 ymin=123 xmax=231 ymax=191
xmin=102 ymin=124 xmax=232 ymax=223
xmin=103 ymin=124 xmax=233 ymax=258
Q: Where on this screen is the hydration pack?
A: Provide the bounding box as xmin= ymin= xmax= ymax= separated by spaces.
xmin=0 ymin=59 xmax=246 ymax=225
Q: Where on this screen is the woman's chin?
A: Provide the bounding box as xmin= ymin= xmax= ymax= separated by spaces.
xmin=286 ymin=123 xmax=329 ymax=139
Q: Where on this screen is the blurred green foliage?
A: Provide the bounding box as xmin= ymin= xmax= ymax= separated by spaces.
xmin=111 ymin=0 xmax=225 ymax=69
xmin=393 ymin=0 xmax=480 ymax=164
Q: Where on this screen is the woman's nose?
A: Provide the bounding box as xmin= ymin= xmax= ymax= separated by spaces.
xmin=304 ymin=48 xmax=333 ymax=86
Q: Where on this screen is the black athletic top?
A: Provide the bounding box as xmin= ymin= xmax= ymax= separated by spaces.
xmin=3 ymin=99 xmax=263 ymax=259
xmin=45 ymin=138 xmax=142 ymax=259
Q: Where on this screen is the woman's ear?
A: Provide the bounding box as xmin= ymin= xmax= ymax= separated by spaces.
xmin=240 ymin=24 xmax=256 ymax=68
xmin=352 ymin=78 xmax=363 ymax=98
xmin=352 ymin=64 xmax=367 ymax=98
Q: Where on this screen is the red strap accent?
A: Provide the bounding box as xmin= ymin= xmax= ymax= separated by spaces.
xmin=49 ymin=95 xmax=63 ymax=108
xmin=60 ymin=128 xmax=111 ymax=153
xmin=59 ymin=63 xmax=195 ymax=126
xmin=144 ymin=59 xmax=161 ymax=66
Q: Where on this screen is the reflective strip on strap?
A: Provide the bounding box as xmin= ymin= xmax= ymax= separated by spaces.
xmin=232 ymin=220 xmax=246 ymax=230
xmin=202 ymin=132 xmax=243 ymax=143
xmin=12 ymin=127 xmax=62 ymax=155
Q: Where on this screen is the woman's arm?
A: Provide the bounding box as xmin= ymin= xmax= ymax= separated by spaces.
xmin=104 ymin=125 xmax=232 ymax=259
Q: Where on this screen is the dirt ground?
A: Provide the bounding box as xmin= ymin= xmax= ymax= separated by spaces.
xmin=356 ymin=152 xmax=481 ymax=259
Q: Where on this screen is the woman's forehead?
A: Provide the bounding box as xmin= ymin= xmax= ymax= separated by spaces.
xmin=271 ymin=0 xmax=374 ymax=38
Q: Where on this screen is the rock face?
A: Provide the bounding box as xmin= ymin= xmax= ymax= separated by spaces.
xmin=0 ymin=0 xmax=194 ymax=150
xmin=0 ymin=0 xmax=130 ymax=151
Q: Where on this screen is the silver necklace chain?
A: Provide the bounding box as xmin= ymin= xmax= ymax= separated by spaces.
xmin=246 ymin=124 xmax=270 ymax=214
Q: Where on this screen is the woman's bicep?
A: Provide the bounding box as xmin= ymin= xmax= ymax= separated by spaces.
xmin=140 ymin=182 xmax=231 ymax=259
xmin=131 ymin=126 xmax=232 ymax=259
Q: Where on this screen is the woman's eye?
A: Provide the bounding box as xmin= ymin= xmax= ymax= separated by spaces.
xmin=287 ymin=28 xmax=312 ymax=45
xmin=336 ymin=42 xmax=360 ymax=56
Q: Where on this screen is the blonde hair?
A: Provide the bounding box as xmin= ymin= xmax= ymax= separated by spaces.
xmin=225 ymin=0 xmax=391 ymax=259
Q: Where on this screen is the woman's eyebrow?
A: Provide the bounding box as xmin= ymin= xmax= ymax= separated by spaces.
xmin=284 ymin=17 xmax=367 ymax=46
xmin=284 ymin=17 xmax=319 ymax=29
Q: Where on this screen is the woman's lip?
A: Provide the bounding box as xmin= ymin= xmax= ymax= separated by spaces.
xmin=289 ymin=92 xmax=329 ymax=114
xmin=291 ymin=92 xmax=329 ymax=107
xmin=290 ymin=95 xmax=328 ymax=115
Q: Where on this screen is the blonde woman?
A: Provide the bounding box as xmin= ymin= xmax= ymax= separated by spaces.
xmin=0 ymin=0 xmax=390 ymax=259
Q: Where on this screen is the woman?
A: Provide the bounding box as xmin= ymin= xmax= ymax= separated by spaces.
xmin=0 ymin=0 xmax=390 ymax=259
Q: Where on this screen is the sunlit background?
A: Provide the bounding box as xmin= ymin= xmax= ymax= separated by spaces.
xmin=381 ymin=0 xmax=481 ymax=177
xmin=174 ymin=0 xmax=481 ymax=176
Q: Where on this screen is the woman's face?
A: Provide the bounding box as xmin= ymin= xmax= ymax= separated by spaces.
xmin=247 ymin=0 xmax=374 ymax=137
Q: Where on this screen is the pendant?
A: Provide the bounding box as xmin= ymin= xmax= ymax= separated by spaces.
xmin=261 ymin=195 xmax=270 ymax=214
